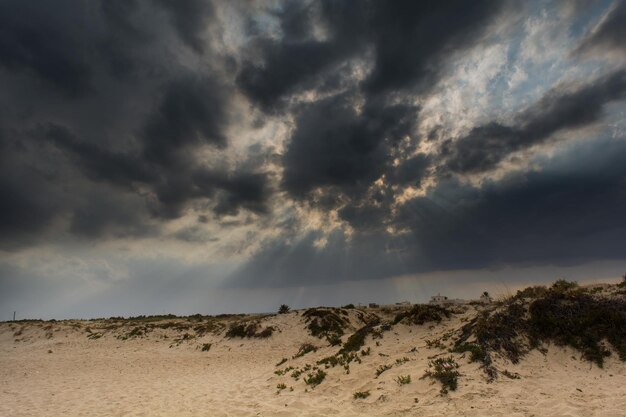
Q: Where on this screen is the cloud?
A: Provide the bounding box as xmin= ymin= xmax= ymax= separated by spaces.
xmin=237 ymin=0 xmax=505 ymax=109
xmin=154 ymin=0 xmax=216 ymax=54
xmin=0 ymin=1 xmax=93 ymax=96
xmin=441 ymin=69 xmax=626 ymax=173
xmin=282 ymin=95 xmax=418 ymax=201
xmin=140 ymin=74 xmax=230 ymax=167
xmin=574 ymin=1 xmax=626 ymax=57
xmin=233 ymin=136 xmax=626 ymax=287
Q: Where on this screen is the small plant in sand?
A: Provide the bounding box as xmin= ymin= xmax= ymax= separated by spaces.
xmin=304 ymin=369 xmax=326 ymax=387
xmin=293 ymin=343 xmax=318 ymax=358
xmin=274 ymin=366 xmax=294 ymax=376
xmin=200 ymin=343 xmax=212 ymax=352
xmin=353 ymin=391 xmax=370 ymax=399
xmin=393 ymin=304 xmax=451 ymax=325
xmin=451 ymin=342 xmax=487 ymax=363
xmin=276 ymin=357 xmax=288 ymax=367
xmin=361 ymin=347 xmax=371 ymax=356
xmin=326 ymin=334 xmax=342 ymax=346
xmin=502 ymin=369 xmax=520 ymax=379
xmin=422 ymin=356 xmax=460 ymax=394
xmin=396 ymin=374 xmax=411 ymax=385
xmin=395 ymin=357 xmax=410 ymax=365
xmin=375 ymin=364 xmax=392 ymax=377
xmin=276 ymin=383 xmax=287 ymax=392
xmin=278 ymin=304 xmax=290 ymax=314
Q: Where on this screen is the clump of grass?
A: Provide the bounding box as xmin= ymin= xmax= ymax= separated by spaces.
xmin=294 ymin=343 xmax=318 ymax=358
xmin=304 ymin=369 xmax=326 ymax=387
xmin=303 ymin=308 xmax=349 ymax=340
xmin=425 ymin=338 xmax=446 ymax=350
xmin=451 ymin=342 xmax=487 ymax=363
xmin=274 ymin=366 xmax=294 ymax=376
xmin=361 ymin=347 xmax=371 ymax=356
xmin=201 ymin=343 xmax=212 ymax=352
xmin=395 ymin=357 xmax=410 ymax=365
xmin=502 ymin=369 xmax=520 ymax=379
xmin=513 ymin=285 xmax=548 ymax=300
xmin=375 ymin=364 xmax=392 ymax=377
xmin=256 ymin=326 xmax=275 ymax=338
xmin=225 ymin=322 xmax=274 ymax=339
xmin=422 ymin=356 xmax=460 ymax=394
xmin=326 ymin=334 xmax=342 ymax=346
xmin=276 ymin=357 xmax=288 ymax=367
xmin=551 ymin=279 xmax=579 ymax=292
xmin=340 ymin=324 xmax=374 ymax=353
xmin=117 ymin=326 xmax=149 ymax=340
xmin=393 ymin=304 xmax=451 ymax=325
xmin=276 ymin=383 xmax=287 ymax=391
xmin=278 ymin=304 xmax=290 ymax=314
xmin=87 ymin=332 xmax=103 ymax=340
xmin=225 ymin=323 xmax=256 ymax=338
xmin=291 ymin=366 xmax=308 ymax=380
xmin=353 ymin=391 xmax=370 ymax=399
xmin=396 ymin=374 xmax=411 ymax=385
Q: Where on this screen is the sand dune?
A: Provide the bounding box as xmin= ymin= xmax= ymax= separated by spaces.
xmin=1 ymin=284 xmax=625 ymax=416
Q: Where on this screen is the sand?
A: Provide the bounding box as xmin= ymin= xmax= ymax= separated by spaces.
xmin=1 ymin=304 xmax=625 ymax=416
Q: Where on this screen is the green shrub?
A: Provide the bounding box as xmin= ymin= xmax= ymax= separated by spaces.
xmin=326 ymin=334 xmax=342 ymax=346
xmin=278 ymin=304 xmax=290 ymax=314
xmin=353 ymin=391 xmax=370 ymax=399
xmin=422 ymin=356 xmax=460 ymax=394
xmin=304 ymin=369 xmax=326 ymax=387
xmin=256 ymin=326 xmax=274 ymax=338
xmin=393 ymin=304 xmax=451 ymax=325
xmin=528 ymin=290 xmax=626 ymax=366
xmin=375 ymin=364 xmax=392 ymax=377
xmin=293 ymin=343 xmax=318 ymax=358
xmin=396 ymin=374 xmax=411 ymax=385
xmin=342 ymin=304 xmax=355 ymax=309
xmin=276 ymin=357 xmax=288 ymax=367
xmin=395 ymin=357 xmax=410 ymax=365
xmin=451 ymin=343 xmax=487 ymax=363
xmin=201 ymin=343 xmax=212 ymax=352
xmin=551 ymin=279 xmax=579 ymax=292
xmin=502 ymin=369 xmax=520 ymax=379
xmin=225 ymin=323 xmax=250 ymax=338
xmin=303 ymin=308 xmax=349 ymax=340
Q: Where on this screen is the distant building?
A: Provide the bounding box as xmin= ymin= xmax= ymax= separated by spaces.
xmin=429 ymin=293 xmax=493 ymax=306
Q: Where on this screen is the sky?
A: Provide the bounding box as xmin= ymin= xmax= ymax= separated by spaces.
xmin=1 ymin=0 xmax=625 ymax=319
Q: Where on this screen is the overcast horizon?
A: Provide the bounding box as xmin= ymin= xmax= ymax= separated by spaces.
xmin=1 ymin=0 xmax=626 ymax=320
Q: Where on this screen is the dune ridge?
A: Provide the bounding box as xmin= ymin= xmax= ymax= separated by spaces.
xmin=1 ymin=281 xmax=625 ymax=416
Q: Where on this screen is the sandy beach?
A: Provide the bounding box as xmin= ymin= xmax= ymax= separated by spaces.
xmin=2 ymin=283 xmax=625 ymax=417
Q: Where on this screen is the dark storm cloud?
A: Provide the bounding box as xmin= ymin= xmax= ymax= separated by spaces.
xmin=442 ymin=69 xmax=626 ymax=174
xmin=232 ymin=137 xmax=626 ymax=287
xmin=237 ymin=0 xmax=504 ymax=109
xmin=141 ymin=75 xmax=229 ymax=166
xmin=0 ymin=0 xmax=93 ymax=97
xmin=0 ymin=0 xmax=274 ymax=243
xmin=362 ymin=1 xmax=504 ymax=94
xmin=154 ymin=0 xmax=215 ymax=54
xmin=45 ymin=123 xmax=154 ymax=186
xmin=282 ymin=95 xmax=418 ymax=200
xmin=575 ymin=1 xmax=626 ymax=56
